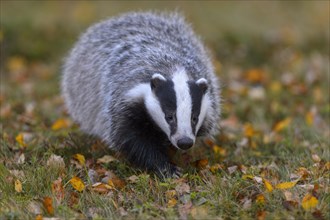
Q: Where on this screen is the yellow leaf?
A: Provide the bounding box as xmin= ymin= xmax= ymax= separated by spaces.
xmin=43 ymin=196 xmax=54 ymax=215
xmin=256 ymin=194 xmax=265 ymax=205
xmin=7 ymin=56 xmax=26 ymax=73
xmin=69 ymin=176 xmax=85 ymax=192
xmin=51 ymin=118 xmax=71 ymax=131
xmin=301 ymin=193 xmax=318 ymax=211
xmin=15 ymin=133 xmax=26 ymax=148
xmin=73 ymin=154 xmax=85 ymax=165
xmin=270 ymin=81 xmax=282 ymax=94
xmin=165 ymin=190 xmax=177 ymax=200
xmin=209 ymin=164 xmax=223 ymax=173
xmin=244 ymin=123 xmax=258 ymax=138
xmin=14 ymin=179 xmax=22 ymax=192
xmin=242 ymin=174 xmax=254 ymax=180
xmin=275 ymin=180 xmax=298 ymax=190
xmin=305 ymin=111 xmax=314 ymax=126
xmin=167 ymin=198 xmax=177 ymax=208
xmin=273 ymin=118 xmax=291 ymax=132
xmin=35 ymin=214 xmax=43 ymax=220
xmin=213 ymin=145 xmax=227 ymax=157
xmin=263 ymin=178 xmax=273 ymax=192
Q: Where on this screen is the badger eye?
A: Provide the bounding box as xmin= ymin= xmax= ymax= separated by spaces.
xmin=165 ymin=113 xmax=176 ymax=123
xmin=191 ymin=115 xmax=198 ymax=124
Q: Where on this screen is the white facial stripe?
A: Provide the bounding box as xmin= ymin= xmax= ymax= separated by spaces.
xmin=125 ymin=83 xmax=171 ymax=137
xmin=196 ymin=93 xmax=210 ymax=134
xmin=172 ymin=68 xmax=194 ymax=142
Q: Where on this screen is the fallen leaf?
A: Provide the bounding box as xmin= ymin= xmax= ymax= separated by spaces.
xmin=256 ymin=194 xmax=265 ymax=205
xmin=127 ymin=175 xmax=139 ymax=183
xmin=273 ymin=118 xmax=292 ymax=132
xmin=167 ymin=198 xmax=178 ymax=208
xmin=35 ymin=214 xmax=43 ymax=220
xmin=302 ymin=193 xmax=318 ymax=211
xmin=110 ymin=177 xmax=126 ymax=190
xmin=175 ymin=182 xmax=190 ymax=195
xmin=248 ymin=86 xmax=266 ymax=100
xmin=27 ymin=201 xmax=42 ymax=215
xmin=43 ymin=197 xmax=54 ymax=215
xmin=263 ymin=178 xmax=273 ymax=192
xmin=73 ymin=154 xmax=85 ymax=165
xmin=69 ymin=176 xmax=85 ymax=192
xmin=244 ymin=123 xmax=258 ymax=138
xmin=256 ymin=210 xmax=267 ymax=220
xmin=209 ymin=164 xmax=223 ymax=173
xmin=51 ymin=177 xmax=64 ymax=204
xmin=242 ymin=198 xmax=252 ymax=209
xmin=91 ymin=182 xmax=113 ymax=194
xmin=15 ymin=133 xmax=26 ymax=148
xmin=312 ymin=154 xmax=321 ymax=163
xmin=165 ymin=190 xmax=177 ymax=200
xmin=244 ymin=68 xmax=266 ymax=84
xmin=194 ymin=159 xmax=208 ymax=169
xmin=283 ymin=200 xmax=298 ymax=211
xmin=97 ymin=155 xmax=117 ymax=164
xmin=14 ymin=179 xmax=22 ymax=193
xmin=51 ymin=118 xmax=71 ymax=131
xmin=46 ymin=154 xmax=65 ymax=170
xmin=276 ymin=180 xmax=298 ymax=190
xmin=228 ymin=165 xmax=238 ymax=174
xmin=242 ymin=174 xmax=254 ymax=180
xmin=213 ymin=145 xmax=227 ymax=157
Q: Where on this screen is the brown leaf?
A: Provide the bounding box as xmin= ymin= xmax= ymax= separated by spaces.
xmin=193 ymin=159 xmax=208 ymax=169
xmin=244 ymin=68 xmax=266 ymax=84
xmin=43 ymin=197 xmax=54 ymax=215
xmin=175 ymin=182 xmax=190 ymax=195
xmin=51 ymin=177 xmax=64 ymax=204
xmin=256 ymin=210 xmax=267 ymax=220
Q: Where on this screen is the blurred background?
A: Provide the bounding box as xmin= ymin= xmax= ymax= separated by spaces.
xmin=1 ymin=1 xmax=328 ymax=65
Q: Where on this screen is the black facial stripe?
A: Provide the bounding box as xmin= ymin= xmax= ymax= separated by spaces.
xmin=152 ymin=79 xmax=177 ymax=135
xmin=188 ymin=81 xmax=204 ymax=134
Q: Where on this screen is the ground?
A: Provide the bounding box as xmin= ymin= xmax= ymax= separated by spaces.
xmin=0 ymin=2 xmax=329 ymax=220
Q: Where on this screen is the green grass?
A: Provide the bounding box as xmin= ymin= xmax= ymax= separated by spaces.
xmin=1 ymin=1 xmax=329 ymax=219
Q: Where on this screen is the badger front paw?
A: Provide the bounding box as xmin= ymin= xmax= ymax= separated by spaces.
xmin=156 ymin=164 xmax=182 ymax=179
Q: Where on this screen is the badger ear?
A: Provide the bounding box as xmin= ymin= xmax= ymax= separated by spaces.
xmin=196 ymin=78 xmax=208 ymax=94
xmin=151 ymin=74 xmax=166 ymax=90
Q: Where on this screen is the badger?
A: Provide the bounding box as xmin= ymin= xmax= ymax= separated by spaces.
xmin=62 ymin=12 xmax=220 ymax=177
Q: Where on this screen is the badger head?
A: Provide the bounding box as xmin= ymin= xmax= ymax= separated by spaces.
xmin=143 ymin=69 xmax=211 ymax=150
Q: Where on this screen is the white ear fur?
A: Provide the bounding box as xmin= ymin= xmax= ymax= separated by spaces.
xmin=196 ymin=78 xmax=208 ymax=93
xmin=151 ymin=73 xmax=166 ymax=90
xmin=152 ymin=73 xmax=166 ymax=81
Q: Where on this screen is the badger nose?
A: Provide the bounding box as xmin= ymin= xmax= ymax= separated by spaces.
xmin=177 ymin=137 xmax=194 ymax=150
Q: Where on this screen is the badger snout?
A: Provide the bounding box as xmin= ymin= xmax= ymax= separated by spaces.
xmin=177 ymin=137 xmax=194 ymax=150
